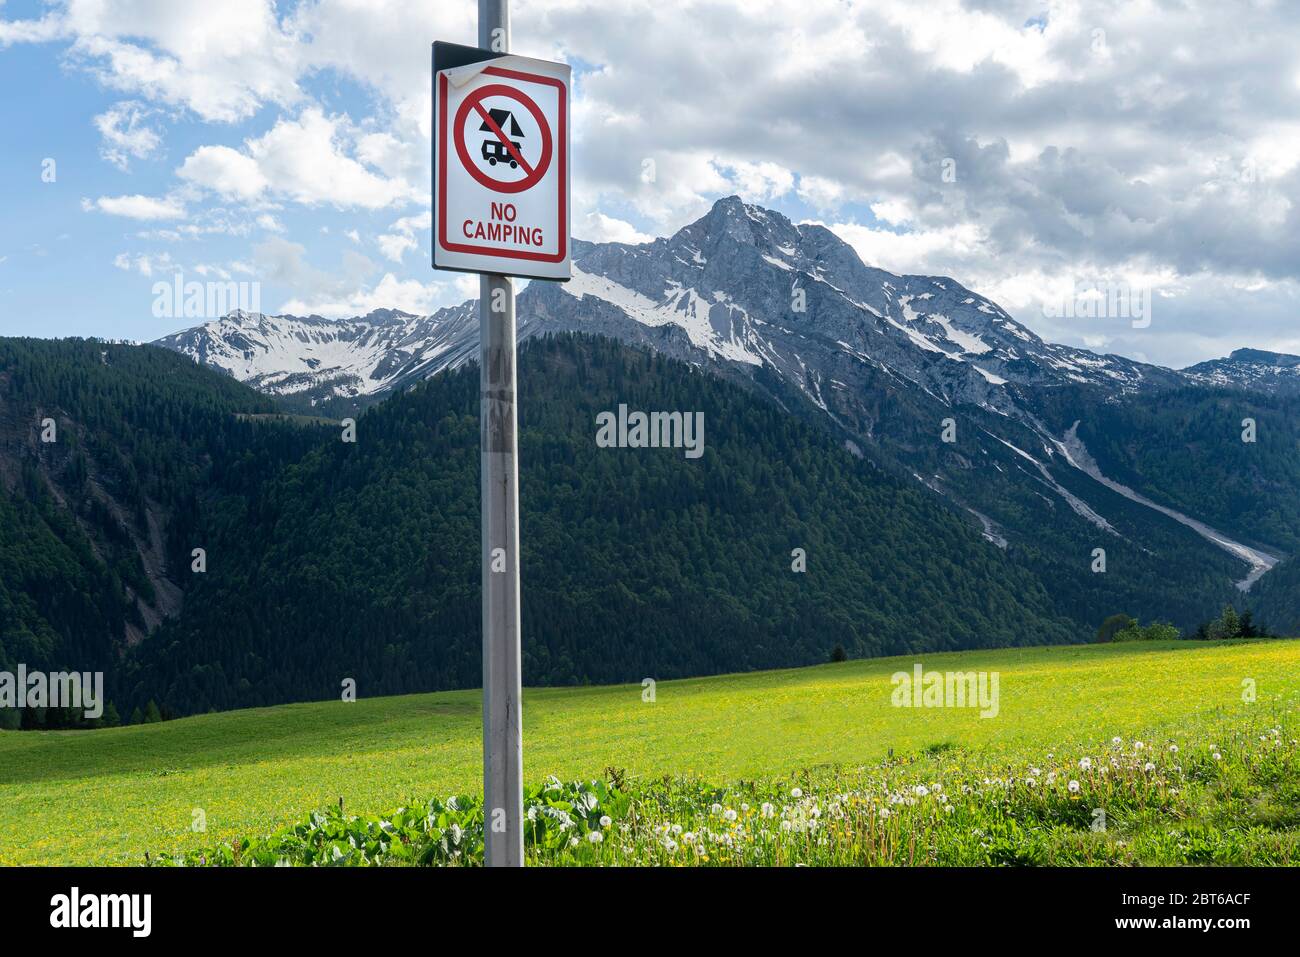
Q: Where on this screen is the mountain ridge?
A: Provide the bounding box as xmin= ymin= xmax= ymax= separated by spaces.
xmin=1183 ymin=347 xmax=1300 ymax=395
xmin=155 ymin=196 xmax=1188 ymax=411
xmin=153 ymin=196 xmax=1299 ymax=608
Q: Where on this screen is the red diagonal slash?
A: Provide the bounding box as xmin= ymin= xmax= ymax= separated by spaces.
xmin=473 ymin=102 xmax=534 ymax=176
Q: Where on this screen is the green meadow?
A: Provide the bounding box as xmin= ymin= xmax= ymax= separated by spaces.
xmin=1 ymin=639 xmax=1297 ymax=865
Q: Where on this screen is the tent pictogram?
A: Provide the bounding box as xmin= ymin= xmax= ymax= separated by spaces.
xmin=453 ymin=83 xmax=552 ymax=194
xmin=480 ymin=109 xmax=524 ymax=169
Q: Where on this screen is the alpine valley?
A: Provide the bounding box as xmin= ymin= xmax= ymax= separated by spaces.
xmin=3 ymin=198 xmax=1297 ymax=721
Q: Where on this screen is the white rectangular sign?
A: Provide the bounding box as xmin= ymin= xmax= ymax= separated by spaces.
xmin=434 ymin=52 xmax=571 ymax=281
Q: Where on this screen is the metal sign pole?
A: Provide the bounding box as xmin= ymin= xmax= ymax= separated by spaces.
xmin=477 ymin=0 xmax=524 ymax=868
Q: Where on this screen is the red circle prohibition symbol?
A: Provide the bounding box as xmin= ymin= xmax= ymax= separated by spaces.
xmin=454 ymin=83 xmax=553 ymax=194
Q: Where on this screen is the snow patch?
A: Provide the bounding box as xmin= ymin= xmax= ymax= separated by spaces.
xmin=562 ymin=265 xmax=762 ymax=365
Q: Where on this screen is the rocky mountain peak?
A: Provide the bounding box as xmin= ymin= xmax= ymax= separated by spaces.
xmin=156 ymin=199 xmax=1182 ymax=418
xmin=1228 ymin=348 xmax=1300 ymax=367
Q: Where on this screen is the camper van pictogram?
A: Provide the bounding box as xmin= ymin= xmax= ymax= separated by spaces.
xmin=480 ymin=108 xmax=524 ymax=168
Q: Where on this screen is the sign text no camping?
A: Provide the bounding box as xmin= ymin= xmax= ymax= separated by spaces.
xmin=433 ymin=45 xmax=571 ymax=281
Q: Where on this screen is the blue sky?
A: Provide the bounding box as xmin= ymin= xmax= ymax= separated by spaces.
xmin=0 ymin=9 xmax=889 ymax=345
xmin=0 ymin=2 xmax=437 ymax=342
xmin=2 ymin=0 xmax=1298 ymax=367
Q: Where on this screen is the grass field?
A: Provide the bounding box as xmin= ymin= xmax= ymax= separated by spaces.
xmin=2 ymin=639 xmax=1298 ymax=865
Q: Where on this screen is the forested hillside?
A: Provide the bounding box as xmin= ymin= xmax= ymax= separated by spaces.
xmin=0 ymin=338 xmax=317 ymax=725
xmin=1030 ymin=384 xmax=1300 ymax=555
xmin=1252 ymin=560 xmax=1300 ymax=637
xmin=745 ymin=360 xmax=1250 ymax=633
xmin=120 ymin=334 xmax=1078 ymax=716
xmin=4 ymin=333 xmax=1289 ymax=725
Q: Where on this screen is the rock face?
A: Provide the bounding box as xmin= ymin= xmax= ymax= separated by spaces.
xmin=520 ymin=196 xmax=1183 ymax=423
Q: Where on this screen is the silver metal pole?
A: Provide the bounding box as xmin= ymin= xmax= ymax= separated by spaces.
xmin=478 ymin=0 xmax=523 ymax=868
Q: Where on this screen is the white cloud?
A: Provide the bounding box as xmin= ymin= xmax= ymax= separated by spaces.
xmin=178 ymin=109 xmax=419 ymax=211
xmin=112 ymin=250 xmax=175 ymax=276
xmin=823 ymin=220 xmax=986 ymax=276
xmin=279 ymin=272 xmax=442 ymax=317
xmin=59 ymin=0 xmax=302 ymax=123
xmin=376 ymin=210 xmax=431 ymax=263
xmin=84 ymin=193 xmax=185 ymax=220
xmin=868 ymin=199 xmax=915 ymax=227
xmin=251 ymin=234 xmax=471 ymax=318
xmin=717 ymin=160 xmax=795 ymax=204
xmin=249 ymin=109 xmax=421 ymax=208
xmin=0 ymin=7 xmax=65 ymax=46
xmin=376 ymin=233 xmax=417 ymax=263
xmin=874 ymin=0 xmax=1065 ymax=87
xmin=796 ymin=175 xmax=848 ymax=213
xmin=93 ymin=100 xmax=161 ymax=169
xmin=578 ymin=212 xmax=653 ymax=245
xmin=355 ymin=129 xmax=426 ymax=188
xmin=192 ymin=263 xmax=233 ymax=280
xmin=177 ymin=145 xmax=268 ymax=201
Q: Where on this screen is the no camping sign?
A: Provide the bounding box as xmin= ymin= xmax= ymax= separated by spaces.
xmin=433 ymin=44 xmax=571 ymax=281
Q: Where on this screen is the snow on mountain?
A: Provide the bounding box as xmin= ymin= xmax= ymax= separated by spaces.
xmin=154 ymin=196 xmax=1182 ymax=414
xmin=1184 ymin=348 xmax=1300 ymax=395
xmin=154 ymin=303 xmax=477 ymax=406
xmin=525 ymin=196 xmax=1181 ymax=416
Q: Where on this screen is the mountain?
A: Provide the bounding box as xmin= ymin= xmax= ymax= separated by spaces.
xmin=157 ymin=198 xmax=1179 ymax=414
xmin=532 ymin=196 xmax=1180 ymax=400
xmin=2 ymin=333 xmax=1085 ymax=720
xmin=119 ymin=334 xmax=1080 ymax=716
xmin=154 ymin=303 xmax=478 ymax=415
xmin=11 ymin=193 xmax=1299 ymax=722
xmin=1184 ymin=348 xmax=1300 ymax=395
xmin=154 ymin=197 xmax=1299 ymax=632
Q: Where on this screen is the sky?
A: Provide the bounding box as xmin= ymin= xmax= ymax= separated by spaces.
xmin=0 ymin=0 xmax=1297 ymax=369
